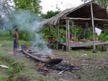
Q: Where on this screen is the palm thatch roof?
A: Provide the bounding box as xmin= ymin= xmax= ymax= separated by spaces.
xmin=41 ymin=8 xmax=74 ymax=25
xmin=41 ymin=1 xmax=108 ymax=26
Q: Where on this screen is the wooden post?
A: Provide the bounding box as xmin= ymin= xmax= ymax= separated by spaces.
xmin=56 ymin=24 xmax=60 ymax=49
xmin=70 ymin=20 xmax=74 ymax=34
xmin=66 ymin=19 xmax=70 ymax=51
xmin=71 ymin=20 xmax=74 ymax=50
xmin=90 ymin=2 xmax=96 ymax=53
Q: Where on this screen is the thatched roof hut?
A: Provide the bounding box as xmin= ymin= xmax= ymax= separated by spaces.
xmin=42 ymin=1 xmax=108 ymax=27
xmin=42 ymin=1 xmax=108 ymax=51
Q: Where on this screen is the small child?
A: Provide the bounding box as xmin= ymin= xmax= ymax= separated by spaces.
xmin=60 ymin=34 xmax=65 ymax=43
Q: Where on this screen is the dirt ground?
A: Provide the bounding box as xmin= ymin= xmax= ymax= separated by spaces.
xmin=1 ymin=46 xmax=108 ymax=81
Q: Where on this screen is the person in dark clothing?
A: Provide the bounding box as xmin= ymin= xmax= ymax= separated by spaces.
xmin=13 ymin=28 xmax=19 ymax=55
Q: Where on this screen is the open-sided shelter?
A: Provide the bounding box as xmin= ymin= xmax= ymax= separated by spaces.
xmin=42 ymin=1 xmax=108 ymax=51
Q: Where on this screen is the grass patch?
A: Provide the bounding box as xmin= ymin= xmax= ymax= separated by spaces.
xmin=0 ymin=52 xmax=31 ymax=81
xmin=0 ymin=52 xmax=57 ymax=81
xmin=0 ymin=40 xmax=108 ymax=81
xmin=0 ymin=37 xmax=12 ymax=41
xmin=0 ymin=54 xmax=9 ymax=81
xmin=0 ymin=43 xmax=58 ymax=81
xmin=0 ymin=40 xmax=32 ymax=47
xmin=68 ymin=48 xmax=108 ymax=59
xmin=94 ymin=65 xmax=108 ymax=81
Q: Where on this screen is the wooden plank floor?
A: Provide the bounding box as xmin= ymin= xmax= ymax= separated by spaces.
xmin=60 ymin=41 xmax=108 ymax=48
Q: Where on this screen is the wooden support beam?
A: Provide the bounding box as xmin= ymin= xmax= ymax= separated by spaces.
xmin=90 ymin=2 xmax=96 ymax=53
xmin=62 ymin=17 xmax=91 ymax=20
xmin=66 ymin=19 xmax=70 ymax=51
xmin=56 ymin=24 xmax=60 ymax=49
xmin=94 ymin=18 xmax=108 ymax=21
xmin=62 ymin=17 xmax=108 ymax=21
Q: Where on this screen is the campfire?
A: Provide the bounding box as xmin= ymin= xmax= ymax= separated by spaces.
xmin=21 ymin=45 xmax=62 ymax=64
xmin=21 ymin=45 xmax=80 ymax=75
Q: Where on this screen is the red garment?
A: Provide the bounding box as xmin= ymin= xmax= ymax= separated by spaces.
xmin=70 ymin=33 xmax=72 ymax=40
xmin=48 ymin=38 xmax=51 ymax=44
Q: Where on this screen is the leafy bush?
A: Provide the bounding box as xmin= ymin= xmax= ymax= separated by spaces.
xmin=0 ymin=30 xmax=12 ymax=41
xmin=41 ymin=26 xmax=57 ymax=41
xmin=72 ymin=26 xmax=83 ymax=41
xmin=0 ymin=29 xmax=34 ymax=41
xmin=98 ymin=28 xmax=108 ymax=41
xmin=19 ymin=30 xmax=35 ymax=41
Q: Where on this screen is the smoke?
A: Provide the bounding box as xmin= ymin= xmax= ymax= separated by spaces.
xmin=0 ymin=0 xmax=15 ymax=30
xmin=12 ymin=10 xmax=52 ymax=55
xmin=32 ymin=33 xmax=52 ymax=55
xmin=0 ymin=6 xmax=52 ymax=55
xmin=12 ymin=10 xmax=42 ymax=31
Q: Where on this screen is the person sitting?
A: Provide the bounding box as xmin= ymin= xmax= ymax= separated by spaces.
xmin=48 ymin=37 xmax=52 ymax=44
xmin=48 ymin=35 xmax=55 ymax=48
xmin=60 ymin=34 xmax=65 ymax=43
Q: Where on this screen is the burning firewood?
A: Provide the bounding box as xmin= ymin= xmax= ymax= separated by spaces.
xmin=21 ymin=45 xmax=62 ymax=65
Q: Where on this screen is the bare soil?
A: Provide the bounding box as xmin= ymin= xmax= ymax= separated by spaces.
xmin=1 ymin=47 xmax=108 ymax=81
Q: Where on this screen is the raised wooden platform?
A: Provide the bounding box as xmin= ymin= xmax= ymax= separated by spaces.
xmin=65 ymin=41 xmax=108 ymax=47
xmin=59 ymin=41 xmax=108 ymax=49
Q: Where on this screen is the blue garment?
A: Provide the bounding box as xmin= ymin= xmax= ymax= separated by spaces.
xmin=13 ymin=38 xmax=18 ymax=48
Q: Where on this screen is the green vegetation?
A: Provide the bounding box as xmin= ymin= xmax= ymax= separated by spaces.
xmin=41 ymin=26 xmax=57 ymax=41
xmin=69 ymin=49 xmax=108 ymax=59
xmin=0 ymin=52 xmax=58 ymax=81
xmin=41 ymin=25 xmax=108 ymax=42
xmin=0 ymin=56 xmax=9 ymax=81
xmin=13 ymin=0 xmax=41 ymax=14
xmin=41 ymin=11 xmax=60 ymax=19
xmin=0 ymin=40 xmax=31 ymax=47
xmin=0 ymin=51 xmax=30 ymax=81
xmin=0 ymin=41 xmax=57 ymax=81
xmin=98 ymin=29 xmax=108 ymax=41
xmin=95 ymin=65 xmax=108 ymax=81
xmin=0 ymin=29 xmax=34 ymax=41
xmin=0 ymin=25 xmax=108 ymax=43
xmin=0 ymin=30 xmax=12 ymax=41
xmin=72 ymin=26 xmax=83 ymax=41
xmin=81 ymin=0 xmax=108 ymax=9
xmin=0 ymin=0 xmax=108 ymax=80
xmin=0 ymin=40 xmax=108 ymax=81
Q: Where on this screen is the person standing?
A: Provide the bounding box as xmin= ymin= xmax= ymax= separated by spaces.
xmin=70 ymin=33 xmax=72 ymax=40
xmin=13 ymin=28 xmax=19 ymax=55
